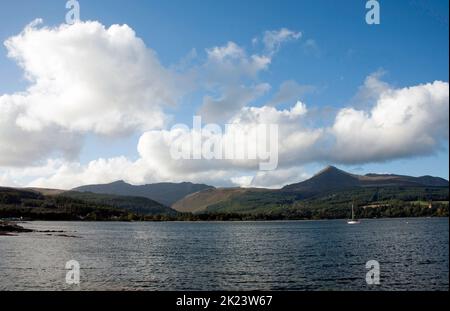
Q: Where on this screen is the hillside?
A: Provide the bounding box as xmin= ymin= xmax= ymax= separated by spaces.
xmin=61 ymin=191 xmax=177 ymax=216
xmin=172 ymin=166 xmax=449 ymax=216
xmin=0 ymin=187 xmax=178 ymax=221
xmin=282 ymin=166 xmax=449 ymax=193
xmin=0 ymin=187 xmax=127 ymax=220
xmin=1 ymin=166 xmax=448 ymax=221
xmin=172 ymin=187 xmax=271 ymax=213
xmin=74 ymin=180 xmax=214 ymax=206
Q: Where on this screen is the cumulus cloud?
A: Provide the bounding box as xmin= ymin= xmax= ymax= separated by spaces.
xmin=3 ymin=74 xmax=448 ymax=190
xmin=118 ymin=101 xmax=318 ymax=185
xmin=0 ymin=94 xmax=82 ymax=166
xmin=329 ymin=79 xmax=449 ymax=163
xmin=0 ymin=20 xmax=448 ymax=189
xmin=198 ymin=40 xmax=273 ymax=122
xmin=123 ymin=77 xmax=450 ymax=187
xmin=20 ymin=157 xmax=239 ymax=190
xmin=4 ymin=20 xmax=179 ymax=135
xmin=26 ymin=157 xmax=148 ymax=189
xmin=0 ymin=20 xmax=187 ymax=167
xmin=196 ymin=29 xmax=302 ymax=122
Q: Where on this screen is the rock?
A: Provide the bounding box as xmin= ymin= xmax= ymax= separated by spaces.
xmin=0 ymin=221 xmax=33 ymax=234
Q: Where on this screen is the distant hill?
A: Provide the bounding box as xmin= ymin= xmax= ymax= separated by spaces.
xmin=25 ymin=188 xmax=66 ymax=196
xmin=0 ymin=187 xmax=178 ymax=220
xmin=0 ymin=187 xmax=127 ymax=220
xmin=172 ymin=187 xmax=271 ymax=213
xmin=62 ymin=191 xmax=177 ymax=216
xmin=172 ymin=166 xmax=449 ymax=215
xmin=282 ymin=166 xmax=449 ymax=193
xmin=1 ymin=166 xmax=448 ymax=221
xmin=73 ymin=181 xmax=214 ymax=206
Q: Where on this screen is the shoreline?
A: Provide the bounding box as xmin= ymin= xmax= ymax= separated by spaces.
xmin=2 ymin=216 xmax=447 ymax=224
xmin=0 ymin=221 xmax=33 ymax=235
xmin=1 ymin=217 xmax=447 ymax=235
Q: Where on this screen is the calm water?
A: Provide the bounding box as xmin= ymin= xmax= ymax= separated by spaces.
xmin=0 ymin=218 xmax=448 ymax=291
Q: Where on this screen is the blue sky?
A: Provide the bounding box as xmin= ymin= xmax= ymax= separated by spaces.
xmin=0 ymin=0 xmax=448 ymax=187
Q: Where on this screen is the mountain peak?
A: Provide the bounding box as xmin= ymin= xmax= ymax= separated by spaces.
xmin=283 ymin=165 xmax=359 ymax=193
xmin=110 ymin=180 xmax=128 ymax=185
xmin=314 ymin=165 xmax=346 ymax=176
xmin=283 ymin=166 xmax=449 ymax=193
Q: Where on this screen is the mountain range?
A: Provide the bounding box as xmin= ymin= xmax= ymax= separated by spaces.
xmin=73 ymin=181 xmax=214 ymax=206
xmin=172 ymin=166 xmax=449 ymax=214
xmin=0 ymin=166 xmax=448 ymax=220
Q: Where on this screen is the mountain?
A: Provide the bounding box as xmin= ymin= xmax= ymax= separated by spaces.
xmin=283 ymin=166 xmax=449 ymax=193
xmin=282 ymin=166 xmax=360 ymax=194
xmin=73 ymin=180 xmax=214 ymax=206
xmin=172 ymin=166 xmax=449 ymax=214
xmin=2 ymin=167 xmax=448 ymax=220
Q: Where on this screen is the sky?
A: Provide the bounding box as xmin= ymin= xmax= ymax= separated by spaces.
xmin=0 ymin=0 xmax=448 ymax=189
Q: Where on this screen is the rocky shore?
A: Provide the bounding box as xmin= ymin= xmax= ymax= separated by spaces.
xmin=0 ymin=221 xmax=33 ymax=236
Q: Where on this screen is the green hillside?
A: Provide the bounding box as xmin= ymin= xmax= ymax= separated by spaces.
xmin=201 ymin=186 xmax=449 ymax=219
xmin=172 ymin=166 xmax=449 ymax=219
xmin=1 ymin=166 xmax=449 ymax=221
xmin=73 ymin=180 xmax=213 ymax=206
xmin=62 ymin=191 xmax=177 ymax=216
xmin=0 ymin=187 xmax=177 ymax=221
xmin=0 ymin=187 xmax=127 ymax=220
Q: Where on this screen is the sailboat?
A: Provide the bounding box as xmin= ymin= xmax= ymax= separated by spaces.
xmin=347 ymin=203 xmax=360 ymax=224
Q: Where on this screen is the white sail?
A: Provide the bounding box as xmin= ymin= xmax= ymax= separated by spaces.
xmin=347 ymin=202 xmax=360 ymax=224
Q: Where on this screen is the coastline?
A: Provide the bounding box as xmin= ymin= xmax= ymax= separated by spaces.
xmin=0 ymin=220 xmax=33 ymax=235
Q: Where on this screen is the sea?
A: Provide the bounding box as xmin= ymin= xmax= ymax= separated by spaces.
xmin=0 ymin=218 xmax=448 ymax=291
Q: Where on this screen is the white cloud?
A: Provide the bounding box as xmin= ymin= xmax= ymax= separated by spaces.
xmin=263 ymin=28 xmax=301 ymax=54
xmin=134 ymin=101 xmax=319 ymax=182
xmin=0 ymin=20 xmax=448 ymax=190
xmin=135 ymin=77 xmax=449 ymax=187
xmin=0 ymin=20 xmax=186 ymax=167
xmin=3 ymin=75 xmax=448 ymax=190
xmin=206 ymin=41 xmax=246 ymax=61
xmin=26 ymin=157 xmax=148 ymax=189
xmin=4 ymin=20 xmax=180 ymax=136
xmin=230 ymin=175 xmax=254 ymax=188
xmin=198 ymin=40 xmax=275 ymax=122
xmin=0 ymin=94 xmax=81 ymax=166
xmin=196 ymin=31 xmax=303 ymax=123
xmin=330 ymin=79 xmax=449 ymax=163
xmin=351 ymin=70 xmax=390 ymax=108
xmin=204 ymin=41 xmax=271 ymax=83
